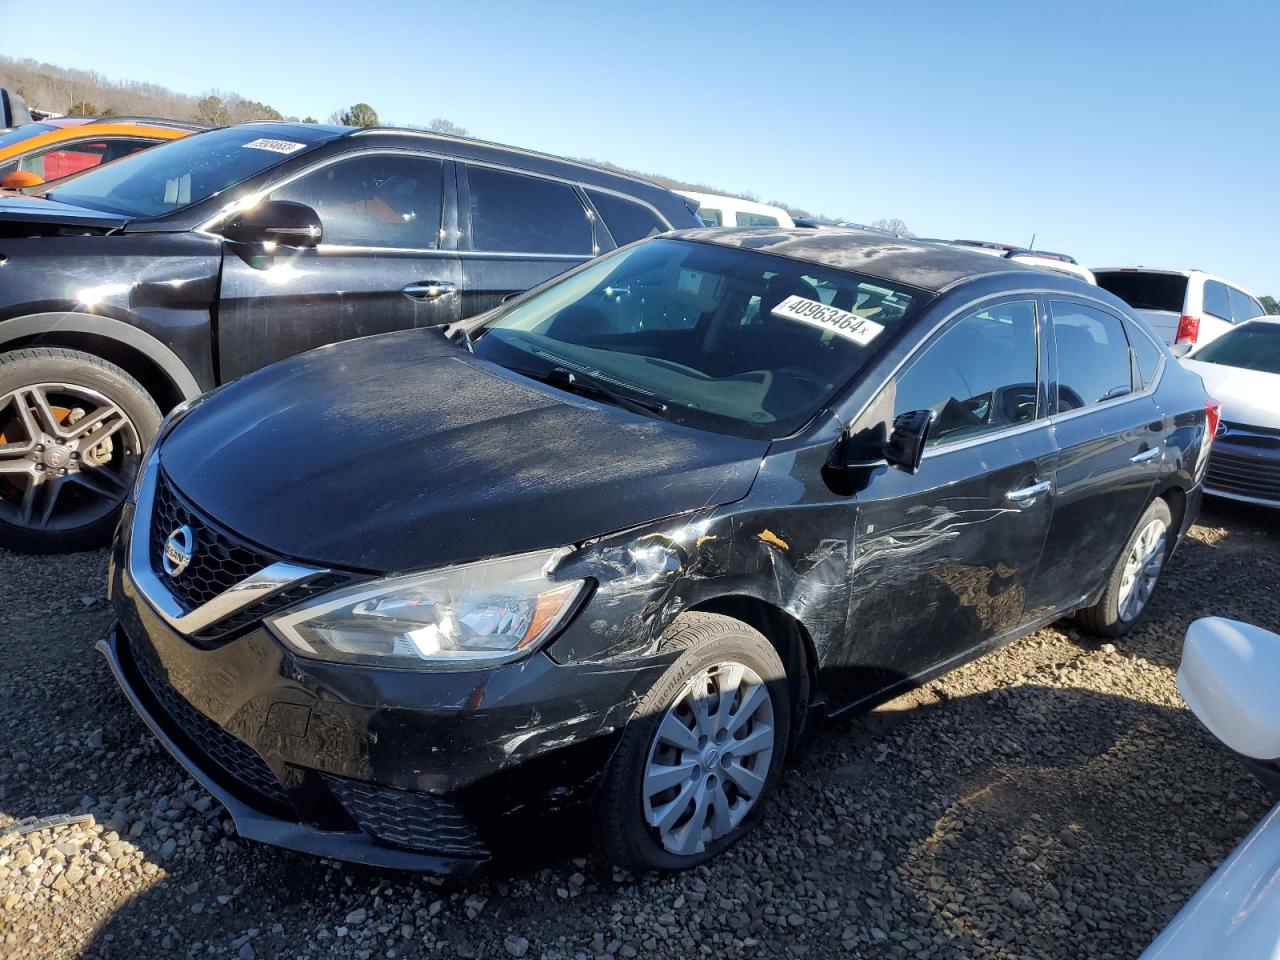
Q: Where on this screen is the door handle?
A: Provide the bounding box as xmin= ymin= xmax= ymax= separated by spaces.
xmin=1007 ymin=479 xmax=1052 ymax=503
xmin=1130 ymin=447 xmax=1161 ymax=464
xmin=403 ymin=281 xmax=457 ymax=301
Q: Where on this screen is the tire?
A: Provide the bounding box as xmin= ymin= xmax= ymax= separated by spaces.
xmin=1076 ymin=497 xmax=1173 ymax=638
xmin=596 ymin=612 xmax=791 ymax=872
xmin=0 ymin=347 xmax=161 ymax=553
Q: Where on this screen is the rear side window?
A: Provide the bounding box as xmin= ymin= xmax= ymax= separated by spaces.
xmin=736 ymin=211 xmax=779 ymax=227
xmin=1125 ymin=320 xmax=1163 ymax=389
xmin=697 ymin=207 xmax=723 ymax=227
xmin=894 ymin=300 xmax=1039 ymax=447
xmin=272 ymin=153 xmax=444 ymax=249
xmin=1051 ymin=302 xmax=1133 ymax=410
xmin=1094 ymin=272 xmax=1187 ymax=312
xmin=585 ymin=189 xmax=666 ymax=246
xmin=466 ymin=166 xmax=593 ymax=254
xmin=1202 ymin=280 xmax=1231 ymax=321
xmin=1228 ymin=287 xmax=1262 ymax=323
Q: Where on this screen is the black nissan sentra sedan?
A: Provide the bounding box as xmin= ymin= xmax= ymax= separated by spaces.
xmin=100 ymin=228 xmax=1215 ymax=874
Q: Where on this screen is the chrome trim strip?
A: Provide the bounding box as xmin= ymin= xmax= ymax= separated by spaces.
xmin=920 ymin=418 xmax=1050 ymax=460
xmin=128 ymin=449 xmax=328 ymax=636
xmin=455 ymin=250 xmax=594 ymax=261
xmin=1202 ymin=484 xmax=1280 ymax=507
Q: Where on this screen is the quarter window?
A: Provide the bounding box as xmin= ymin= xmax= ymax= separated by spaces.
xmin=1202 ymin=280 xmax=1232 ymax=322
xmin=1126 ymin=320 xmax=1163 ymax=389
xmin=736 ymin=211 xmax=780 ymax=227
xmin=893 ymin=300 xmax=1039 ymax=447
xmin=466 ymin=166 xmax=593 ymax=254
xmin=1051 ymin=302 xmax=1133 ymax=410
xmin=271 ymin=153 xmax=444 ymax=249
xmin=585 ymin=189 xmax=666 ymax=246
xmin=1228 ymin=286 xmax=1262 ymax=324
xmin=697 ymin=207 xmax=723 ymax=227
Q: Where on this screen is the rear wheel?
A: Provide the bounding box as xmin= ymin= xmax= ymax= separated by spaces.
xmin=1076 ymin=498 xmax=1172 ymax=638
xmin=0 ymin=348 xmax=160 ymax=553
xmin=596 ymin=613 xmax=790 ymax=872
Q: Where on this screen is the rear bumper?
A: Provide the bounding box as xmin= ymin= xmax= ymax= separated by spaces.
xmin=98 ymin=627 xmax=484 ymax=874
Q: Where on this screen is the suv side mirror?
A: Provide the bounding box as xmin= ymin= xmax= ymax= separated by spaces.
xmin=883 ymin=409 xmax=933 ymax=474
xmin=221 ymin=200 xmax=322 ymax=248
xmin=1178 ymin=617 xmax=1280 ymax=762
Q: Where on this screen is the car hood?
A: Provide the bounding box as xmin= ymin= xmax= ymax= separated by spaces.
xmin=1182 ymin=359 xmax=1280 ymax=430
xmin=0 ymin=193 xmax=131 ymax=232
xmin=160 ymin=330 xmax=769 ymax=573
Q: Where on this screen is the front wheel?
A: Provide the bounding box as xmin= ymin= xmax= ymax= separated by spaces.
xmin=0 ymin=347 xmax=161 ymax=553
xmin=1076 ymin=498 xmax=1173 ymax=638
xmin=596 ymin=613 xmax=790 ymax=872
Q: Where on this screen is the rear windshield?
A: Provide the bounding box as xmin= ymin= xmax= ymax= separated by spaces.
xmin=1192 ymin=323 xmax=1280 ymax=375
xmin=1094 ymin=272 xmax=1187 ymax=312
xmin=45 ymin=125 xmax=344 ymax=219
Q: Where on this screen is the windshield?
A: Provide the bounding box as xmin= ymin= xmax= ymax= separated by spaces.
xmin=1193 ymin=323 xmax=1280 ymax=375
xmin=474 ymin=238 xmax=923 ymax=439
xmin=44 ymin=125 xmax=343 ymax=218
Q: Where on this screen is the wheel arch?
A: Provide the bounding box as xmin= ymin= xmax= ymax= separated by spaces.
xmin=684 ymin=594 xmax=818 ymax=750
xmin=0 ymin=312 xmax=201 ymax=412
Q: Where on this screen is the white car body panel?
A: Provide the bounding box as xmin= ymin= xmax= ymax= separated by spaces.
xmin=1182 ymin=359 xmax=1280 ymax=431
xmin=1094 ymin=268 xmax=1260 ymax=350
xmin=677 ymin=190 xmax=795 ymax=229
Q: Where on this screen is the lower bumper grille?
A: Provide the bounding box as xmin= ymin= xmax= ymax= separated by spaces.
xmin=1206 ymin=449 xmax=1280 ymax=502
xmin=322 ymin=775 xmax=487 ymax=858
xmin=130 ymin=644 xmax=292 ymax=810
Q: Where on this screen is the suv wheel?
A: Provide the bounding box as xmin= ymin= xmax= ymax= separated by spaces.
xmin=1076 ymin=497 xmax=1173 ymax=638
xmin=597 ymin=613 xmax=790 ymax=871
xmin=0 ymin=348 xmax=161 ymax=553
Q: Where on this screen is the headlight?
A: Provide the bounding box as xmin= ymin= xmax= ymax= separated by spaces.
xmin=266 ymin=549 xmax=587 ymax=670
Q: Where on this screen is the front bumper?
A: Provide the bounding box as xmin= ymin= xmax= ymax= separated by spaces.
xmin=103 ymin=547 xmax=670 ymax=873
xmin=1204 ymin=425 xmax=1280 ymax=507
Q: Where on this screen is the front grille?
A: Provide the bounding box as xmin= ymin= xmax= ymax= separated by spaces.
xmin=131 ymin=644 xmax=292 ymax=811
xmin=150 ymin=472 xmax=275 ymax=610
xmin=1206 ymin=449 xmax=1280 ymax=502
xmin=322 ymin=775 xmax=487 ymax=858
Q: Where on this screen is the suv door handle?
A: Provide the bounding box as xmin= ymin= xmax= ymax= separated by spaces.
xmin=1007 ymin=479 xmax=1052 ymax=503
xmin=1130 ymin=447 xmax=1161 ymax=464
xmin=403 ymin=281 xmax=457 ymax=301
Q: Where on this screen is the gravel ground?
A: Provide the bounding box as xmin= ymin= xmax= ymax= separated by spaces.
xmin=1 ymin=499 xmax=1277 ymax=960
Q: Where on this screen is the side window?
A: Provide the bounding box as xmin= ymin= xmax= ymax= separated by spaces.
xmin=16 ymin=140 xmax=111 ymax=180
xmin=1125 ymin=319 xmax=1163 ymax=389
xmin=735 ymin=211 xmax=779 ymax=227
xmin=1051 ymin=302 xmax=1133 ymax=411
xmin=697 ymin=207 xmax=723 ymax=227
xmin=1202 ymin=280 xmax=1231 ymax=322
xmin=271 ymin=153 xmax=444 ymax=249
xmin=466 ymin=166 xmax=593 ymax=254
xmin=1228 ymin=286 xmax=1261 ymax=323
xmin=894 ymin=300 xmax=1039 ymax=447
xmin=585 ymin=189 xmax=666 ymax=246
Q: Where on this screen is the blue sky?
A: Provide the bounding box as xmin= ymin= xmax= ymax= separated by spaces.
xmin=4 ymin=0 xmax=1277 ymax=293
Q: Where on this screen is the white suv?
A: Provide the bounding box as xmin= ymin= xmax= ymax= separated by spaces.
xmin=1093 ymin=268 xmax=1265 ymax=354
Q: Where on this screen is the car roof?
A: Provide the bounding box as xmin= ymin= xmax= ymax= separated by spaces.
xmin=45 ymin=116 xmax=208 ymax=132
xmin=671 ymin=227 xmax=1062 ymax=294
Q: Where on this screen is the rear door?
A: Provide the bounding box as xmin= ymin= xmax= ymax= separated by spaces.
xmin=1026 ymin=298 xmax=1164 ymax=616
xmin=216 ymin=150 xmax=461 ymax=380
xmin=457 ymin=164 xmax=599 ymax=317
xmin=838 ymin=298 xmax=1056 ymax=701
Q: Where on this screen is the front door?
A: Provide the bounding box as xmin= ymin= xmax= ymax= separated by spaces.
xmin=1027 ymin=298 xmax=1164 ymax=617
xmin=835 ymin=298 xmax=1056 ymax=706
xmin=216 ymin=151 xmax=461 ymax=381
xmin=457 ymin=164 xmax=599 ymax=318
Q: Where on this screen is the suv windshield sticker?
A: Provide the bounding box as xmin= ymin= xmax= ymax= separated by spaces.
xmin=771 ymin=295 xmax=885 ymax=346
xmin=242 ymin=138 xmax=306 ymax=154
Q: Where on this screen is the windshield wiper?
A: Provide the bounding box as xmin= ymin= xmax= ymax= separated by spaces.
xmin=513 ymin=365 xmax=668 ymax=417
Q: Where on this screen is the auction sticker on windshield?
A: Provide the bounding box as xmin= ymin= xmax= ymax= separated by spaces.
xmin=771 ymin=295 xmax=885 ymax=346
xmin=242 ymin=138 xmax=306 ymax=154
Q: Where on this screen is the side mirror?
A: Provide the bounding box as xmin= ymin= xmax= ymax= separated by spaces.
xmin=221 ymin=200 xmax=322 ymax=249
xmin=1178 ymin=617 xmax=1280 ymax=761
xmin=883 ymin=409 xmax=933 ymax=474
xmin=1 ymin=170 xmax=44 ymax=190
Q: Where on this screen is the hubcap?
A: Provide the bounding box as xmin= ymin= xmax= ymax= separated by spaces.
xmin=0 ymin=383 xmax=140 ymax=532
xmin=1117 ymin=516 xmax=1168 ymax=622
xmin=642 ymin=661 xmax=775 ymax=856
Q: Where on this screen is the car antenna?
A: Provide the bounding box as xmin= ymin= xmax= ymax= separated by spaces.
xmin=1028 ymin=232 xmax=1036 ymax=252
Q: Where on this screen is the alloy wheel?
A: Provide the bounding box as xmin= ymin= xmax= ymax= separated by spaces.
xmin=1117 ymin=516 xmax=1168 ymax=622
xmin=642 ymin=661 xmax=776 ymax=856
xmin=0 ymin=383 xmax=141 ymax=532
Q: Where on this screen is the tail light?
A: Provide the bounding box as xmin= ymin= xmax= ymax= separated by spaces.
xmin=1175 ymin=314 xmax=1201 ymax=346
xmin=1204 ymin=399 xmax=1222 ymax=442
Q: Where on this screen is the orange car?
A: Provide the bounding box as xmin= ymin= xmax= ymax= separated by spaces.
xmin=0 ymin=117 xmax=203 ymax=189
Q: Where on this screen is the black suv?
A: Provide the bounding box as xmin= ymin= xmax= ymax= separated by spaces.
xmin=0 ymin=122 xmax=697 ymax=551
